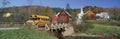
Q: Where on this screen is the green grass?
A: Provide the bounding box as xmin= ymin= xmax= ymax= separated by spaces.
xmin=80 ymin=20 xmax=120 ymax=39
xmin=0 ymin=24 xmax=25 ymax=28
xmin=88 ymin=20 xmax=120 ymax=26
xmin=88 ymin=24 xmax=120 ymax=34
xmin=0 ymin=27 xmax=57 ymax=39
xmin=85 ymin=23 xmax=120 ymax=39
xmin=86 ymin=23 xmax=120 ymax=37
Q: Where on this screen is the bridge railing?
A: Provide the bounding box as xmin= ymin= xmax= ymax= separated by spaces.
xmin=45 ymin=23 xmax=72 ymax=30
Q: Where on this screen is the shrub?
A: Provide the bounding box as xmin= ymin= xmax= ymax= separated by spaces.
xmin=75 ymin=22 xmax=94 ymax=33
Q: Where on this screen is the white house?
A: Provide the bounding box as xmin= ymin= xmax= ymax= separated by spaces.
xmin=96 ymin=12 xmax=110 ymax=20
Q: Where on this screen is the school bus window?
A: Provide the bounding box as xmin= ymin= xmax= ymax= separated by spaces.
xmin=41 ymin=18 xmax=43 ymax=21
xmin=45 ymin=19 xmax=47 ymax=21
xmin=46 ymin=19 xmax=49 ymax=21
xmin=30 ymin=18 xmax=37 ymax=20
xmin=46 ymin=19 xmax=47 ymax=20
xmin=37 ymin=18 xmax=40 ymax=20
xmin=44 ymin=19 xmax=46 ymax=21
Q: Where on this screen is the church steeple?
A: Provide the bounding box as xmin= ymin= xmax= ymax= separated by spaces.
xmin=76 ymin=7 xmax=85 ymax=24
xmin=65 ymin=3 xmax=71 ymax=14
xmin=66 ymin=3 xmax=70 ymax=10
xmin=80 ymin=7 xmax=84 ymax=14
xmin=77 ymin=7 xmax=84 ymax=19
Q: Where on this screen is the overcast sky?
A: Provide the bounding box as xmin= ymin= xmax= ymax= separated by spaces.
xmin=0 ymin=0 xmax=120 ymax=8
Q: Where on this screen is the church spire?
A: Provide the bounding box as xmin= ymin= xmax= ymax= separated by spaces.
xmin=66 ymin=3 xmax=71 ymax=14
xmin=77 ymin=7 xmax=84 ymax=19
xmin=80 ymin=7 xmax=84 ymax=14
xmin=66 ymin=3 xmax=70 ymax=10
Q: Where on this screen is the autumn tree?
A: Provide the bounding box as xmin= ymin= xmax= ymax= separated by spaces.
xmin=44 ymin=7 xmax=53 ymax=16
xmin=109 ymin=7 xmax=120 ymax=20
xmin=52 ymin=8 xmax=63 ymax=13
xmin=0 ymin=0 xmax=10 ymax=17
xmin=83 ymin=6 xmax=105 ymax=14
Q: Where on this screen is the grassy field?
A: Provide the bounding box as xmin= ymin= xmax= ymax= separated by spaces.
xmin=0 ymin=24 xmax=25 ymax=28
xmin=0 ymin=24 xmax=57 ymax=39
xmin=86 ymin=24 xmax=120 ymax=35
xmin=85 ymin=21 xmax=120 ymax=39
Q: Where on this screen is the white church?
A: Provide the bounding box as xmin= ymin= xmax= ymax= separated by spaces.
xmin=76 ymin=8 xmax=86 ymax=24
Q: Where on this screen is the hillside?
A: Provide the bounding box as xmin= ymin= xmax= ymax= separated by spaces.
xmin=0 ymin=6 xmax=120 ymax=22
xmin=0 ymin=6 xmax=54 ymax=22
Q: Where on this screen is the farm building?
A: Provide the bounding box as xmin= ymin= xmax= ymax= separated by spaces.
xmin=52 ymin=13 xmax=58 ymax=23
xmin=56 ymin=10 xmax=71 ymax=23
xmin=96 ymin=12 xmax=110 ymax=20
xmin=86 ymin=10 xmax=96 ymax=20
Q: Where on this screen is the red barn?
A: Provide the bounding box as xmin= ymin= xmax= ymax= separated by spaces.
xmin=86 ymin=10 xmax=96 ymax=20
xmin=56 ymin=10 xmax=71 ymax=23
xmin=52 ymin=13 xmax=58 ymax=23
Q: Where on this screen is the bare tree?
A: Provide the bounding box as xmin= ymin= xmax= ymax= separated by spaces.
xmin=0 ymin=0 xmax=10 ymax=17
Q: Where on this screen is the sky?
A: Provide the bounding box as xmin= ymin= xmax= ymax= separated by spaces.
xmin=0 ymin=0 xmax=120 ymax=9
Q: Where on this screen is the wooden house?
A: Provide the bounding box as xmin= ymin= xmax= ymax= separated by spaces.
xmin=96 ymin=12 xmax=110 ymax=20
xmin=86 ymin=10 xmax=96 ymax=20
xmin=56 ymin=10 xmax=71 ymax=23
xmin=52 ymin=13 xmax=58 ymax=23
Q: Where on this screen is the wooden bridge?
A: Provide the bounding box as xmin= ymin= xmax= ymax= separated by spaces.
xmin=45 ymin=23 xmax=71 ymax=30
xmin=44 ymin=23 xmax=75 ymax=39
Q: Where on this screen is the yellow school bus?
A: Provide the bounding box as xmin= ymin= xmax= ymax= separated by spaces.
xmin=26 ymin=14 xmax=50 ymax=28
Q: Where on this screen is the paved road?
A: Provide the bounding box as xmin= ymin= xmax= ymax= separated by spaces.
xmin=0 ymin=28 xmax=19 ymax=30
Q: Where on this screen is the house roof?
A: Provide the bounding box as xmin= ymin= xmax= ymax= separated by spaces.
xmin=56 ymin=10 xmax=71 ymax=17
